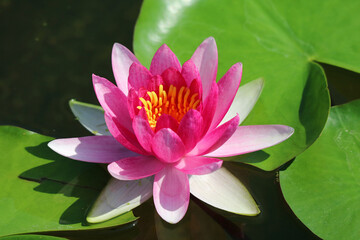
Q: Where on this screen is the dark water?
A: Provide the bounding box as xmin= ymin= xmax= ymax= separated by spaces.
xmin=0 ymin=0 xmax=141 ymax=138
xmin=1 ymin=1 xmax=359 ymax=240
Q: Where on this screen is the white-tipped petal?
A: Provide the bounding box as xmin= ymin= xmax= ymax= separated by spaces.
xmin=69 ymin=99 xmax=109 ymax=136
xmin=221 ymin=78 xmax=264 ymax=125
xmin=87 ymin=177 xmax=153 ymax=223
xmin=112 ymin=43 xmax=140 ymax=95
xmin=189 ymin=167 xmax=260 ymax=215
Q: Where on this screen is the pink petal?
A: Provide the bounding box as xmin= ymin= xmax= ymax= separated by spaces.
xmin=191 ymin=37 xmax=218 ymax=100
xmin=153 ymin=167 xmax=190 ymax=224
xmin=189 ymin=115 xmax=240 ymax=156
xmin=108 ymin=156 xmax=164 ymax=180
xmin=132 ymin=115 xmax=154 ymax=153
xmin=155 ymin=114 xmax=179 ymax=133
xmin=127 ymin=88 xmax=141 ymax=119
xmin=112 ymin=43 xmax=140 ymax=95
xmin=149 ymin=44 xmax=181 ymax=76
xmin=92 ymin=74 xmax=132 ymax=131
xmin=210 ymin=63 xmax=242 ymax=129
xmin=189 ymin=78 xmax=202 ymax=99
xmin=152 ymin=128 xmax=185 ymax=163
xmin=161 ymin=67 xmax=186 ymax=88
xmin=128 ymin=62 xmax=152 ymax=91
xmin=105 ymin=113 xmax=148 ymax=155
xmin=48 ymin=136 xmax=138 ymax=163
xmin=147 ymin=75 xmax=164 ymax=92
xmin=177 ymin=109 xmax=203 ymax=152
xmin=181 ymin=59 xmax=200 ymax=86
xmin=174 ymin=156 xmax=222 ymax=175
xmin=200 ymin=81 xmax=218 ymax=137
xmin=205 ymin=125 xmax=295 ymax=157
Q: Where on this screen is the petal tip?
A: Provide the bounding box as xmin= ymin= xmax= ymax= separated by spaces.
xmin=236 ymin=62 xmax=243 ymax=70
xmin=204 ymin=36 xmax=216 ymax=44
xmin=107 ymin=162 xmax=119 ymax=179
xmin=47 ymin=139 xmax=56 ymax=150
xmin=86 ymin=215 xmax=101 ymax=224
xmin=92 ymin=74 xmax=102 ymax=84
xmin=233 ymin=205 xmax=261 ymax=216
xmin=159 ymin=43 xmax=170 ymax=49
xmin=112 ymin=42 xmax=128 ymax=54
xmin=112 ymin=42 xmax=120 ymax=49
xmin=288 ymin=126 xmax=295 ymax=136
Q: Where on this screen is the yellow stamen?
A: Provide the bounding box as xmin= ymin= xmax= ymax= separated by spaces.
xmin=183 ymin=88 xmax=190 ymax=108
xmin=137 ymin=84 xmax=201 ymax=129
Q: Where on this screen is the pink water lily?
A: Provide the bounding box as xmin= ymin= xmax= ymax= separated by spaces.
xmin=48 ymin=37 xmax=294 ymax=224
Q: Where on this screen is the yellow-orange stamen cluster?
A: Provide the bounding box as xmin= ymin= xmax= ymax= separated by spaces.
xmin=137 ymin=84 xmax=200 ymax=129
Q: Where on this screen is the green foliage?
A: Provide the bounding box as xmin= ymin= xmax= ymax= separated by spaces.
xmin=0 ymin=126 xmax=136 ymax=237
xmin=136 ymin=0 xmax=357 ymax=170
xmin=280 ymin=100 xmax=360 ymax=240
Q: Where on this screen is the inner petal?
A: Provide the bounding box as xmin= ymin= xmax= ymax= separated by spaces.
xmin=137 ymin=84 xmax=201 ymax=130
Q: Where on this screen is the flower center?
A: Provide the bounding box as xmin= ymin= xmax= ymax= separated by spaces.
xmin=137 ymin=84 xmax=200 ymax=129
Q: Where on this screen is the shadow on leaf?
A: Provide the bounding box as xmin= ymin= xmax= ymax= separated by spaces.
xmin=19 ymin=141 xmax=110 ymax=226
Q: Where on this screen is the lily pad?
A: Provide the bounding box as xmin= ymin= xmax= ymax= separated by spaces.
xmin=133 ymin=0 xmax=358 ymax=170
xmin=280 ymin=100 xmax=360 ymax=240
xmin=0 ymin=126 xmax=137 ymax=237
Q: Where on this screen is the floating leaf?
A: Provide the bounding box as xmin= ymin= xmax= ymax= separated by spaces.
xmin=134 ymin=0 xmax=356 ymax=169
xmin=280 ymin=100 xmax=360 ymax=240
xmin=0 ymin=126 xmax=137 ymax=237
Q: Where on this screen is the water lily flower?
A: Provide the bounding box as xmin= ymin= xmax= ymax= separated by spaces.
xmin=48 ymin=37 xmax=294 ymax=224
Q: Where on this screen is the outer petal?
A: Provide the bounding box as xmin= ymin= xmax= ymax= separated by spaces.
xmin=189 ymin=167 xmax=260 ymax=215
xmin=210 ymin=63 xmax=242 ymax=129
xmin=149 ymin=44 xmax=181 ymax=75
xmin=205 ymin=125 xmax=295 ymax=157
xmin=105 ymin=113 xmax=148 ymax=155
xmin=108 ymin=156 xmax=164 ymax=180
xmin=87 ymin=177 xmax=153 ymax=223
xmin=174 ymin=156 xmax=222 ymax=175
xmin=48 ymin=136 xmax=137 ymax=163
xmin=128 ymin=62 xmax=152 ymax=91
xmin=112 ymin=43 xmax=140 ymax=95
xmin=191 ymin=37 xmax=218 ymax=100
xmin=221 ymin=78 xmax=264 ymax=125
xmin=132 ymin=115 xmax=154 ymax=153
xmin=189 ymin=115 xmax=240 ymax=156
xmin=153 ymin=167 xmax=190 ymax=224
xmin=152 ymin=128 xmax=185 ymax=163
xmin=181 ymin=59 xmax=200 ymax=87
xmin=177 ymin=109 xmax=203 ymax=152
xmin=69 ymin=99 xmax=109 ymax=136
xmin=92 ymin=74 xmax=132 ymax=131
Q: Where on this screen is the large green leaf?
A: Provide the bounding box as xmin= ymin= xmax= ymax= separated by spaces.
xmin=0 ymin=126 xmax=137 ymax=237
xmin=280 ymin=100 xmax=360 ymax=240
xmin=134 ymin=0 xmax=358 ymax=170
